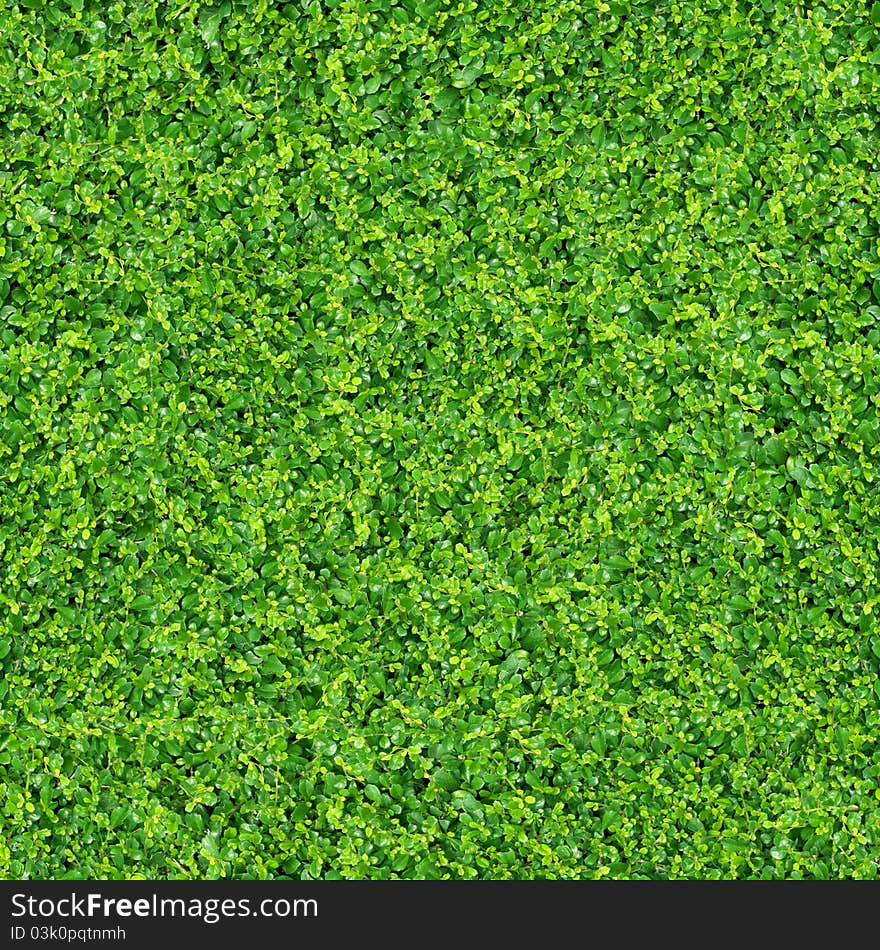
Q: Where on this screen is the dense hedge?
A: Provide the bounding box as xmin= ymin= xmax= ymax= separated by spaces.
xmin=2 ymin=0 xmax=880 ymax=879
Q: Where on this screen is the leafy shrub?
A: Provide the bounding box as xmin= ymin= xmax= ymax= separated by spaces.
xmin=1 ymin=0 xmax=879 ymax=879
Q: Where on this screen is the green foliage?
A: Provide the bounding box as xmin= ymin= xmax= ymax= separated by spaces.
xmin=1 ymin=0 xmax=880 ymax=879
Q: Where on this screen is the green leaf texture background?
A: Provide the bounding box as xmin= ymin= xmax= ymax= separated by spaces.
xmin=1 ymin=0 xmax=879 ymax=879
